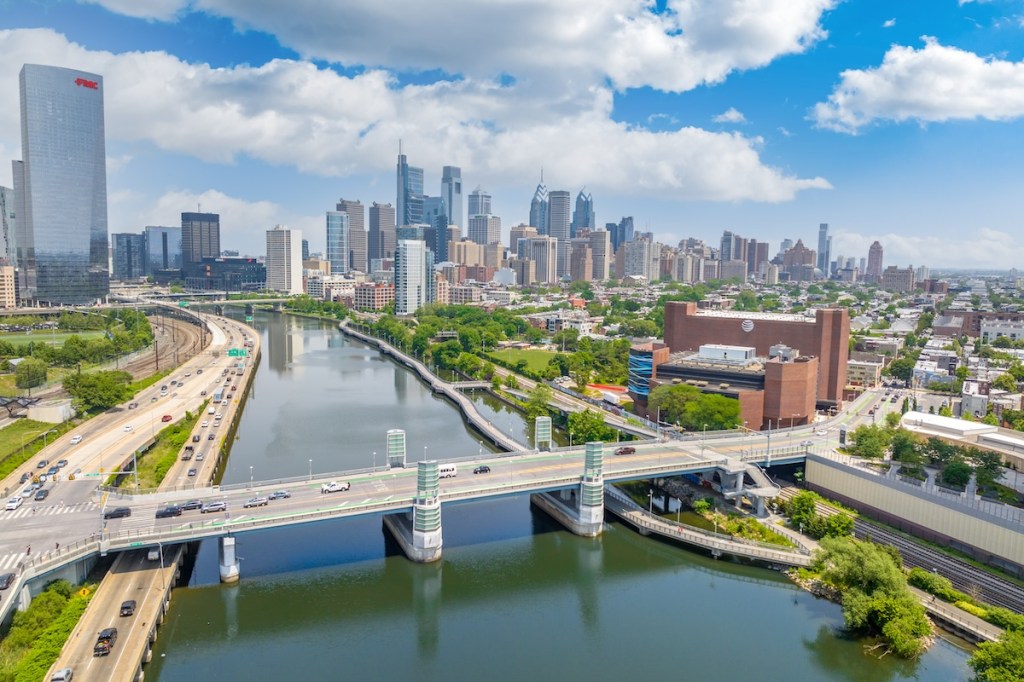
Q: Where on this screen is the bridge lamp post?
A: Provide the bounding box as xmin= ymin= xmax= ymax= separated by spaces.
xmin=308 ymin=459 xmax=312 ymax=482
xmin=648 ymin=488 xmax=653 ymax=513
xmin=249 ymin=466 xmax=253 ymax=489
xmin=373 ymin=451 xmax=377 ymax=471
xmin=701 ymin=424 xmax=707 ymax=456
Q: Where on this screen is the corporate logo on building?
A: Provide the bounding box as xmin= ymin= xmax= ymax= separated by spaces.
xmin=74 ymin=77 xmax=99 ymax=90
xmin=741 ymin=319 xmax=755 ymax=333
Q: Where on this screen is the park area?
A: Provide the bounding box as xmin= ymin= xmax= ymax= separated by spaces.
xmin=486 ymin=348 xmax=557 ymax=374
xmin=0 ymin=330 xmax=108 ymax=346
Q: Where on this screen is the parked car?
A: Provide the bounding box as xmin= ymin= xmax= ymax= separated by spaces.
xmin=119 ymin=600 xmax=136 ymax=616
xmin=473 ymin=465 xmax=491 ymax=474
xmin=180 ymin=499 xmax=203 ymax=510
xmin=155 ymin=506 xmax=182 ymax=518
xmin=615 ymin=446 xmax=636 ymax=455
xmin=268 ymin=490 xmax=290 ymax=500
xmin=103 ymin=507 xmax=132 ymax=519
xmin=321 ymin=481 xmax=351 ymax=494
xmin=201 ymin=501 xmax=227 ymax=513
xmin=161 ymin=415 xmax=172 ymax=422
xmin=0 ymin=573 xmax=15 ymax=590
xmin=50 ymin=667 xmax=73 ymax=682
xmin=5 ymin=497 xmax=23 ymax=511
xmin=69 ymin=435 xmax=83 ymax=444
xmin=93 ymin=628 xmax=118 ymax=656
xmin=243 ymin=497 xmax=268 ymax=508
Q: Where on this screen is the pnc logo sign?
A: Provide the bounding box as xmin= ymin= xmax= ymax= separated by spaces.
xmin=75 ymin=77 xmax=99 ymax=90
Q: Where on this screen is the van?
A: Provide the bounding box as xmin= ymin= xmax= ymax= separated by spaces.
xmin=439 ymin=464 xmax=458 ymax=478
xmin=147 ymin=547 xmax=160 ymax=561
xmin=208 ymin=407 xmax=216 ymax=415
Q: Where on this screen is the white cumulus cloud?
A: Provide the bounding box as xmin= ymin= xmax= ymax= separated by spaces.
xmin=883 ymin=18 xmax=896 ymax=28
xmin=713 ymin=107 xmax=747 ymax=123
xmin=79 ymin=0 xmax=188 ymax=21
xmin=835 ymin=228 xmax=1024 ymax=270
xmin=813 ymin=37 xmax=1024 ymax=133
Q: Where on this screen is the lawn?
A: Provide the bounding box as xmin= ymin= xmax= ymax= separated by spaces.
xmin=0 ymin=330 xmax=108 ymax=345
xmin=487 ymin=348 xmax=558 ymax=374
xmin=0 ymin=419 xmax=78 ymax=480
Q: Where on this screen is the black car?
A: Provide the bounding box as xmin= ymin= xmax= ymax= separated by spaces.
xmin=208 ymin=433 xmax=215 ymax=440
xmin=34 ymin=488 xmax=50 ymax=501
xmin=103 ymin=507 xmax=132 ymax=519
xmin=36 ymin=459 xmax=48 ymax=469
xmin=180 ymin=499 xmax=203 ymax=510
xmin=119 ymin=599 xmax=136 ymax=616
xmin=19 ymin=472 xmax=31 ymax=484
xmin=473 ymin=465 xmax=491 ymax=474
xmin=155 ymin=506 xmax=182 ymax=518
xmin=0 ymin=572 xmax=15 ymax=590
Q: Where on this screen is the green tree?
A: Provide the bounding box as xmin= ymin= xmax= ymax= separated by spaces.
xmin=992 ymin=372 xmax=1019 ymax=393
xmin=63 ymin=370 xmax=133 ymax=413
xmin=14 ymin=358 xmax=48 ymax=389
xmin=524 ymin=384 xmax=553 ymax=421
xmin=823 ymin=512 xmax=855 ymax=538
xmin=567 ymin=409 xmax=613 ymax=443
xmin=889 ymin=429 xmax=923 ymax=467
xmin=787 ymin=490 xmax=819 ymax=531
xmin=886 ymin=358 xmax=916 ymax=383
xmin=848 ymin=424 xmax=890 ymax=459
xmin=941 ymin=457 xmax=973 ymax=488
xmin=970 ymin=630 xmax=1024 ymax=682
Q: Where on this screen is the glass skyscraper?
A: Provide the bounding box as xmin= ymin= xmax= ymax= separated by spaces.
xmin=144 ymin=226 xmax=182 ymax=273
xmin=15 ymin=64 xmax=109 ymax=304
xmin=326 ymin=210 xmax=350 ymax=274
xmin=396 ymin=147 xmax=424 ymax=226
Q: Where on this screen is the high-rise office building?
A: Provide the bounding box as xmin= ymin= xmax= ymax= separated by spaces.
xmin=396 ymin=146 xmax=424 ymax=226
xmin=510 ymin=224 xmax=538 ymax=257
xmin=326 ymin=210 xmax=350 ymax=274
xmin=14 ymin=64 xmax=109 ymax=304
xmin=571 ymin=189 xmax=595 ymax=238
xmin=369 ymin=202 xmax=396 ymax=262
xmin=144 ymin=226 xmax=181 ymax=274
xmin=569 ymin=238 xmax=593 ymax=282
xmin=301 ymin=239 xmax=310 ymax=261
xmin=441 ymin=166 xmax=463 ymax=230
xmin=111 ymin=233 xmax=145 ymax=280
xmin=265 ymin=225 xmax=303 ymax=294
xmin=182 ymin=212 xmax=220 ymax=264
xmin=395 ymin=237 xmax=426 ymax=315
xmin=547 ymin=190 xmax=571 ymax=277
xmin=468 ymin=186 xmax=492 ymax=217
xmin=867 ymin=241 xmax=884 ymax=283
xmin=526 ymin=236 xmax=558 ymax=285
xmin=529 ymin=174 xmax=548 ymax=235
xmin=590 ymin=229 xmax=611 ymax=281
xmin=336 ymin=199 xmax=366 ymax=273
xmin=0 ymin=186 xmax=16 ymax=265
xmin=610 ymin=216 xmax=634 ymax=253
xmin=468 ymin=215 xmax=501 ymax=245
xmin=624 ymin=238 xmax=654 ymax=281
xmin=817 ymin=223 xmax=831 ymax=274
xmin=422 ymin=196 xmax=449 ymax=262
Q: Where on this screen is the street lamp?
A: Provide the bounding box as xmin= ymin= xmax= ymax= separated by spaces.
xmin=42 ymin=429 xmax=58 ymax=450
xmin=701 ymin=424 xmax=708 ymax=456
xmin=648 ymin=488 xmax=653 ymax=513
xmin=309 ymin=459 xmax=312 ymax=481
xmin=249 ymin=465 xmax=253 ymax=489
xmin=373 ymin=451 xmax=377 ymax=471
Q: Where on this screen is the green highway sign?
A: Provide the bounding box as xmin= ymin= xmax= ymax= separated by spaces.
xmin=178 ymin=301 xmax=190 ymax=307
xmin=227 ymin=348 xmax=247 ymax=357
xmin=245 ymin=315 xmax=254 ymax=323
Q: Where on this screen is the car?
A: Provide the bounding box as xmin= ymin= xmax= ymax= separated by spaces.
xmin=268 ymin=490 xmax=290 ymax=500
xmin=187 ymin=468 xmax=197 ymax=477
xmin=180 ymin=499 xmax=203 ymax=510
xmin=192 ymin=435 xmax=201 ymax=443
xmin=321 ymin=481 xmax=351 ymax=494
xmin=201 ymin=501 xmax=227 ymax=513
xmin=200 ymin=390 xmax=207 ymax=396
xmin=197 ymin=369 xmax=203 ymax=375
xmin=20 ymin=487 xmax=35 ymax=498
xmin=184 ymin=372 xmax=191 ymax=377
xmin=56 ymin=459 xmax=69 ymax=468
xmin=161 ymin=385 xmax=168 ymax=391
xmin=215 ymin=413 xmax=223 ymax=420
xmin=232 ymin=385 xmax=238 ymax=391
xmin=36 ymin=459 xmax=49 ymax=469
xmin=208 ymin=433 xmax=215 ymax=440
xmin=221 ymin=399 xmax=229 ymax=406
xmin=6 ymin=497 xmax=23 ymax=511
xmin=161 ymin=415 xmax=172 ymax=422
xmin=47 ymin=466 xmax=60 ymax=476
xmin=228 ymin=393 xmax=234 ymax=400
xmin=615 ymin=446 xmax=636 ymax=456
xmin=151 ymin=396 xmax=159 ymax=402
xmin=69 ymin=435 xmax=83 ymax=444
xmin=213 ymin=420 xmax=221 ymax=428
xmin=18 ymin=472 xmax=31 ymax=484
xmin=119 ymin=600 xmax=137 ymax=616
xmin=38 ymin=474 xmax=49 ymax=483
xmin=0 ymin=573 xmax=15 ymax=590
xmin=50 ymin=667 xmax=74 ymax=682
xmin=243 ymin=497 xmax=268 ymax=508
xmin=93 ymin=628 xmax=118 ymax=656
xmin=473 ymin=465 xmax=491 ymax=474
xmin=202 ymin=420 xmax=209 ymax=427
xmin=160 ymin=391 xmax=167 ymax=397
xmin=123 ymin=424 xmax=133 ymax=432
xmin=34 ymin=488 xmax=50 ymax=501
xmin=814 ymin=430 xmax=827 ymax=437
xmin=128 ymin=402 xmax=138 ymax=410
xmin=103 ymin=507 xmax=132 ymax=519
xmin=195 ymin=452 xmax=205 ymax=461
xmin=155 ymin=506 xmax=182 ymax=518
xmin=800 ymin=440 xmax=814 ymax=447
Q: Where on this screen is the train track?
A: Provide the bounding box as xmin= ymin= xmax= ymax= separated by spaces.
xmin=777 ymin=487 xmax=1024 ymax=614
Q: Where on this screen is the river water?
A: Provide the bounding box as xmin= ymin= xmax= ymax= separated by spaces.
xmin=147 ymin=311 xmax=971 ymax=681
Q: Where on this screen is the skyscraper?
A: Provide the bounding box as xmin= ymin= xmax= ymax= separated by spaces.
xmin=369 ymin=202 xmax=396 ymax=262
xmin=181 ymin=212 xmax=221 ymax=264
xmin=526 ymin=236 xmax=558 ymax=284
xmin=422 ymin=195 xmax=449 ymax=262
xmin=395 ymin=236 xmax=426 ymax=315
xmin=0 ymin=186 xmax=16 ymax=265
xmin=529 ymin=174 xmax=548 ymax=234
xmin=111 ymin=233 xmax=145 ymax=281
xmin=144 ymin=226 xmax=181 ymax=274
xmin=396 ymin=145 xmax=423 ymax=226
xmin=548 ymin=190 xmax=571 ymax=277
xmin=468 ymin=186 xmax=492 ymax=217
xmin=326 ymin=210 xmax=350 ymax=274
xmin=14 ymin=64 xmax=109 ymax=304
xmin=301 ymin=239 xmax=310 ymax=261
xmin=441 ymin=166 xmax=463 ymax=230
xmin=265 ymin=225 xmax=303 ymax=294
xmin=610 ymin=216 xmax=634 ymax=253
xmin=817 ymin=223 xmax=831 ymax=274
xmin=571 ymin=189 xmax=595 ymax=237
xmin=590 ymin=229 xmax=611 ymax=281
xmin=337 ymin=199 xmax=366 ymax=273
xmin=867 ymin=241 xmax=884 ymax=283
xmin=468 ymin=215 xmax=501 ymax=245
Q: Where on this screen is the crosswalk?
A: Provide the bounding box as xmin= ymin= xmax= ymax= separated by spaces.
xmin=1 ymin=502 xmax=96 ymax=521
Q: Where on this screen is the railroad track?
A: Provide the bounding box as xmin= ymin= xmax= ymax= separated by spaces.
xmin=777 ymin=487 xmax=1024 ymax=614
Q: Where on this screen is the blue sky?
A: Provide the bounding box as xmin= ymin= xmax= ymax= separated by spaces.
xmin=2 ymin=0 xmax=1024 ymax=269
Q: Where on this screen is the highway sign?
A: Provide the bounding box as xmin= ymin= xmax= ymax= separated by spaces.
xmin=227 ymin=348 xmax=247 ymax=357
xmin=245 ymin=315 xmax=254 ymax=323
xmin=178 ymin=301 xmax=190 ymax=307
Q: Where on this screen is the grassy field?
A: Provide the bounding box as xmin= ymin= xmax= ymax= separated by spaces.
xmin=0 ymin=419 xmax=78 ymax=480
xmin=0 ymin=367 xmax=75 ymax=395
xmin=487 ymin=348 xmax=558 ymax=373
xmin=0 ymin=330 xmax=108 ymax=345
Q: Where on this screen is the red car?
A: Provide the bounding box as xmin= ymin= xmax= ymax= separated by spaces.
xmin=161 ymin=415 xmax=172 ymax=422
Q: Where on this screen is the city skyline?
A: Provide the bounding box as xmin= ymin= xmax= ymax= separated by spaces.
xmin=2 ymin=2 xmax=1024 ymax=268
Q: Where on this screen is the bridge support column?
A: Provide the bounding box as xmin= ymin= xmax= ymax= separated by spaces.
xmin=531 ymin=442 xmax=605 ymax=537
xmin=218 ymin=536 xmax=240 ymax=583
xmin=384 ymin=461 xmax=443 ymax=563
xmin=732 ymin=472 xmax=745 ymax=509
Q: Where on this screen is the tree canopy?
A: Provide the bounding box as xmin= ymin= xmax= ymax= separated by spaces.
xmin=647 ymin=383 xmax=740 ymax=431
xmin=63 ymin=370 xmax=133 ymax=413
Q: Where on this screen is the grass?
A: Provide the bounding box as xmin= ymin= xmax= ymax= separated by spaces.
xmin=118 ymin=401 xmax=206 ymax=489
xmin=0 ymin=367 xmax=75 ymax=395
xmin=0 ymin=330 xmax=107 ymax=345
xmin=0 ymin=419 xmax=79 ymax=482
xmin=486 ymin=348 xmax=557 ymax=373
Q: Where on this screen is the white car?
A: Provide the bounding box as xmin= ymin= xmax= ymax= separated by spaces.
xmin=201 ymin=421 xmax=209 ymax=428
xmin=69 ymin=435 xmax=83 ymax=445
xmin=123 ymin=424 xmax=133 ymax=432
xmin=5 ymin=497 xmax=23 ymax=511
xmin=321 ymin=481 xmax=351 ymax=494
xmin=215 ymin=413 xmax=223 ymax=420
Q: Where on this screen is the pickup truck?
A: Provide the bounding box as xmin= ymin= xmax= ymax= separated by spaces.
xmin=93 ymin=628 xmax=118 ymax=656
xmin=321 ymin=481 xmax=351 ymax=494
xmin=181 ymin=446 xmax=194 ymax=461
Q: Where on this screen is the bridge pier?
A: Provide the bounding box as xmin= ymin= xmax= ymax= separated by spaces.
xmin=218 ymin=536 xmax=240 ymax=583
xmin=384 ymin=461 xmax=443 ymax=563
xmin=531 ymin=441 xmax=605 ymax=537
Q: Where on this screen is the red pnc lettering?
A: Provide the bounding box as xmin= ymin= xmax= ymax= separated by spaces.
xmin=74 ymin=78 xmax=99 ymax=90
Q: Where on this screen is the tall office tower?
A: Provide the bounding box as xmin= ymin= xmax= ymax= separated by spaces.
xmin=396 ymin=145 xmax=424 ymax=226
xmin=301 ymin=239 xmax=310 ymax=261
xmin=529 ymin=173 xmax=549 ymax=234
xmin=395 ymin=237 xmax=426 ymax=315
xmin=859 ymin=257 xmax=867 ymax=273
xmin=441 ymin=166 xmax=463 ymax=230
xmin=0 ymin=186 xmax=16 ymax=264
xmin=610 ymin=216 xmax=634 ymax=253
xmin=510 ymin=224 xmax=538 ymax=257
xmin=468 ymin=215 xmax=501 ymax=245
xmin=624 ymin=238 xmax=654 ymax=280
xmin=749 ymin=241 xmax=770 ymax=275
xmin=111 ymin=233 xmax=145 ymax=280
xmin=719 ymin=231 xmax=735 ymax=261
xmin=468 ymin=186 xmax=492 ymax=217
xmin=547 ymin=190 xmax=571 ymax=277
xmin=336 ymin=199 xmax=365 ymax=273
xmin=569 ymin=239 xmax=593 ymax=282
xmin=589 ymin=229 xmax=611 ymax=281
xmin=181 ymin=212 xmax=220 ymax=264
xmin=817 ymin=223 xmax=831 ymax=273
xmin=369 ymin=202 xmax=396 ymax=262
xmin=422 ymin=195 xmax=449 ymax=262
xmin=866 ymin=241 xmax=884 ymax=282
xmin=571 ymin=189 xmax=595 ymax=238
xmin=266 ymin=225 xmax=303 ymax=294
xmin=326 ymin=210 xmax=350 ymax=274
xmin=777 ymin=238 xmax=794 ymax=260
xmin=144 ymin=226 xmax=181 ymax=274
xmin=527 ymin=236 xmax=558 ymax=284
xmin=14 ymin=65 xmax=109 ymax=304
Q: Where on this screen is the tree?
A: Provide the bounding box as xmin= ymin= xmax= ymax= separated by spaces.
xmin=889 ymin=429 xmax=922 ymax=467
xmin=647 ymin=384 xmax=740 ymax=431
xmin=567 ymin=409 xmax=612 ymax=443
xmin=63 ymin=370 xmax=133 ymax=413
xmin=886 ymin=358 xmax=916 ymax=383
xmin=848 ymin=424 xmax=890 ymax=459
xmin=941 ymin=457 xmax=973 ymax=488
xmin=524 ymin=384 xmax=552 ymax=421
xmin=970 ymin=630 xmax=1024 ymax=682
xmin=992 ymin=372 xmax=1019 ymax=393
xmin=15 ymin=358 xmax=48 ymax=389
xmin=787 ymin=490 xmax=818 ymax=530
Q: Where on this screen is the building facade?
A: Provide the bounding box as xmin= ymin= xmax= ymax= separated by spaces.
xmin=866 ymin=241 xmax=884 ymax=282
xmin=395 ymin=237 xmax=426 ymax=315
xmin=467 ymin=214 xmax=501 ymax=245
xmin=368 ymin=201 xmax=396 ymax=262
xmin=181 ymin=212 xmax=220 ymax=264
xmin=144 ymin=226 xmax=181 ymax=274
xmin=265 ymin=225 xmax=303 ymax=295
xmin=111 ymin=233 xmax=145 ymax=280
xmin=441 ymin=166 xmax=463 ymax=230
xmin=396 ymin=148 xmax=423 ymax=226
xmin=326 ymin=210 xmax=350 ymax=274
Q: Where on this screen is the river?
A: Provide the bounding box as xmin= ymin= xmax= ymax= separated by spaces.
xmin=146 ymin=311 xmax=971 ymax=681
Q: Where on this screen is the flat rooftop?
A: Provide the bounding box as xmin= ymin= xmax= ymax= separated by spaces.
xmin=691 ymin=309 xmax=814 ymax=323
